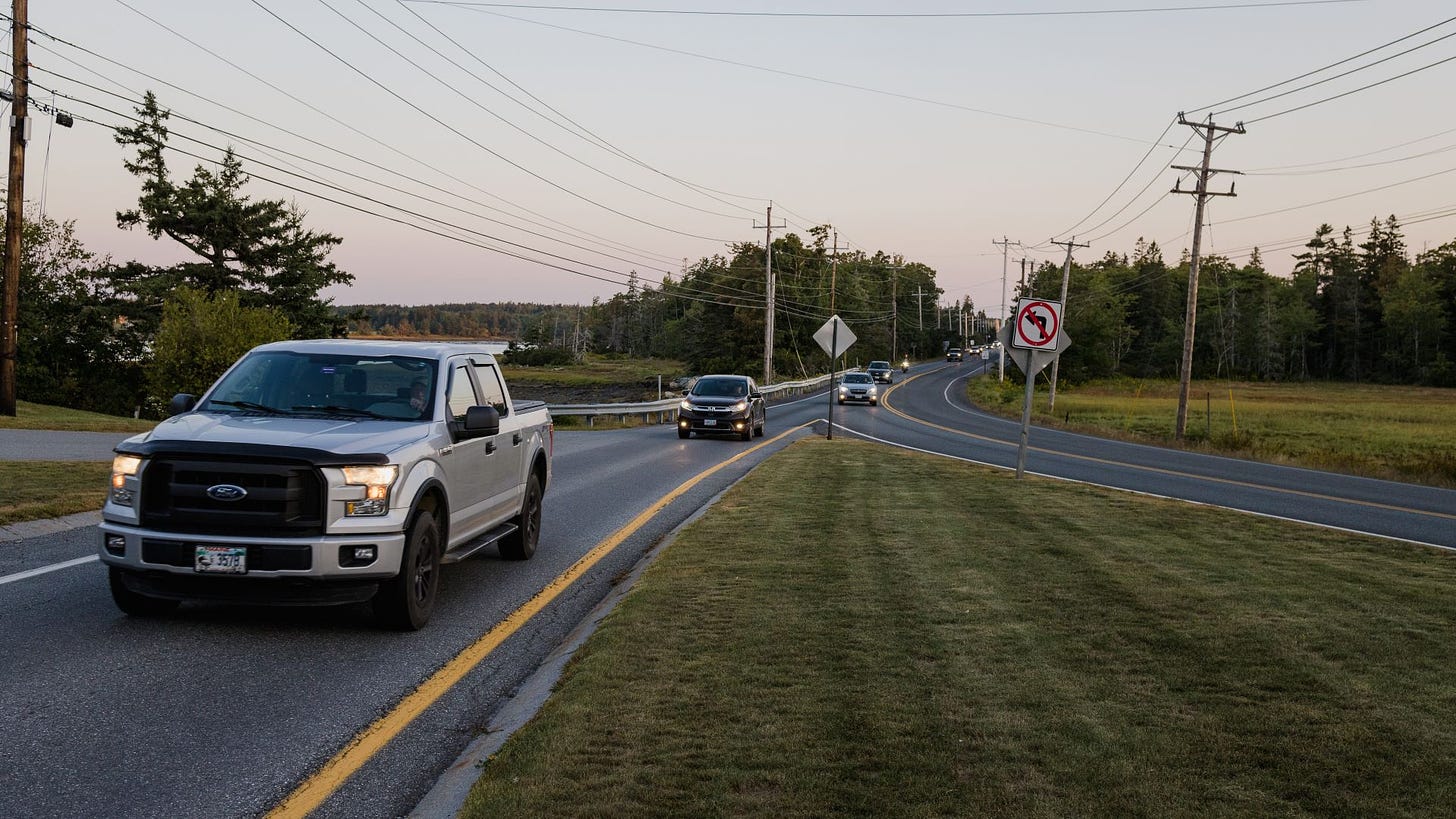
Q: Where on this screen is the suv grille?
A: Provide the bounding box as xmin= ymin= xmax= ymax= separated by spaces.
xmin=139 ymin=457 xmax=325 ymax=537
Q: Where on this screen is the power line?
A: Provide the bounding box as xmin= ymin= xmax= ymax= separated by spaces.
xmin=403 ymin=0 xmax=1369 ymax=19
xmin=248 ymin=0 xmax=737 ymax=242
xmin=1186 ymin=13 xmax=1456 ymax=113
xmin=440 ymin=4 xmax=1200 ymax=148
xmin=1214 ymin=25 xmax=1456 ymax=117
xmin=1248 ymin=51 xmax=1456 ymax=124
xmin=95 ymin=1 xmax=682 ymax=264
xmin=325 ymin=0 xmax=749 ymax=220
xmin=1245 ymin=125 xmax=1456 ymax=172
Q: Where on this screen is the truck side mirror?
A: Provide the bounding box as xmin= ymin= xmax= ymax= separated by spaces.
xmin=168 ymin=393 xmax=198 ymax=416
xmin=461 ymin=405 xmax=501 ymax=438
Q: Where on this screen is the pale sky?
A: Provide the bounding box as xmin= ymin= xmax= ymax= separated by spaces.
xmin=15 ymin=0 xmax=1456 ymax=321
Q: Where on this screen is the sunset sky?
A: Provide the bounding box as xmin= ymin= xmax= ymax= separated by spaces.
xmin=18 ymin=0 xmax=1456 ymax=323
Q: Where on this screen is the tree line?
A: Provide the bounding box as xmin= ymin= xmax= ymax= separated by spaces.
xmin=1023 ymin=218 xmax=1454 ymax=387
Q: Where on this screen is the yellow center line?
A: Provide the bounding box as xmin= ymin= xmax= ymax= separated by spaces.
xmin=879 ymin=374 xmax=1456 ymax=523
xmin=268 ymin=422 xmax=815 ymax=818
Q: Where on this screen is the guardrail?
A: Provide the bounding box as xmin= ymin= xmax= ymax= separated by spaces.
xmin=547 ymin=374 xmax=835 ymax=427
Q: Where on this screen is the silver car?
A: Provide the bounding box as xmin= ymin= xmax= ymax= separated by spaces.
xmin=837 ymin=372 xmax=879 ymax=405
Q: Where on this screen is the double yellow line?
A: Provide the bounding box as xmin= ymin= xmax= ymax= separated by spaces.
xmin=269 ymin=422 xmax=812 ymax=818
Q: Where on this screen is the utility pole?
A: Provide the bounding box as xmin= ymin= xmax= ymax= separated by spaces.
xmin=1 ymin=0 xmax=29 ymax=416
xmin=829 ymin=227 xmax=844 ymax=315
xmin=890 ymin=269 xmax=898 ymax=363
xmin=1046 ymin=237 xmax=1089 ymax=411
xmin=754 ymin=202 xmax=785 ymax=385
xmin=992 ymin=236 xmax=1017 ymax=382
xmin=1018 ymin=257 xmax=1028 ymax=291
xmin=1172 ymin=112 xmax=1244 ymax=441
xmin=913 ymin=286 xmax=926 ymax=330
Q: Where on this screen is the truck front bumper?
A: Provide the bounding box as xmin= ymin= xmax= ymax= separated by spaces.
xmin=98 ymin=521 xmax=408 ymax=582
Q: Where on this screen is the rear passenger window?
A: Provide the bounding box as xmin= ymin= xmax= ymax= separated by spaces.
xmin=473 ymin=362 xmax=509 ymax=415
xmin=446 ymin=365 xmax=477 ymax=423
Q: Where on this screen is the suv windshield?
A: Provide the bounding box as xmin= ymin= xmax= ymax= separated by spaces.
xmin=691 ymin=377 xmax=750 ymax=398
xmin=868 ymin=361 xmax=890 ymax=370
xmin=843 ymin=373 xmax=873 ymax=383
xmin=201 ymin=352 xmax=437 ymax=420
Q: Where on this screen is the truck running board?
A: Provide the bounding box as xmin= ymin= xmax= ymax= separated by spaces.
xmin=440 ymin=522 xmax=519 ymax=564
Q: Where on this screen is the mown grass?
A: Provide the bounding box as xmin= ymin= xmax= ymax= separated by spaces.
xmin=970 ymin=377 xmax=1456 ymax=487
xmin=0 ymin=401 xmax=156 ymax=433
xmin=463 ymin=438 xmax=1456 ymax=817
xmin=0 ymin=461 xmax=110 ymax=525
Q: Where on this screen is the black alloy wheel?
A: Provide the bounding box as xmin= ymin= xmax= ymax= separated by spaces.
xmin=499 ymin=474 xmax=542 ymax=561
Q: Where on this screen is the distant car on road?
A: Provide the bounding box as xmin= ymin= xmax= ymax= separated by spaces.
xmin=866 ymin=360 xmax=893 ymax=383
xmin=837 ymin=372 xmax=879 ymax=405
xmin=676 ymin=374 xmax=765 ymax=441
xmin=946 ymin=348 xmax=963 ymax=362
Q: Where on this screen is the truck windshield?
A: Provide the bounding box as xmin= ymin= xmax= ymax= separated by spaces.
xmin=201 ymin=352 xmax=437 ymax=420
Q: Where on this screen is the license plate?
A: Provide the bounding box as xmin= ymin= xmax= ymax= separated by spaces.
xmin=195 ymin=545 xmax=247 ymax=574
xmin=703 ymin=419 xmax=716 ymax=426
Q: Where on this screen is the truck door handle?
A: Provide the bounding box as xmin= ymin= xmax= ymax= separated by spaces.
xmin=513 ymin=432 xmax=523 ymax=446
xmin=485 ymin=441 xmax=496 ymax=454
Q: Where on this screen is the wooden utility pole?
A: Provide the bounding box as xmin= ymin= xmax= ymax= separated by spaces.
xmin=754 ymin=202 xmax=785 ymax=385
xmin=992 ymin=236 xmax=1017 ymax=382
xmin=2 ymin=0 xmax=29 ymax=416
xmin=1172 ymin=112 xmax=1244 ymax=441
xmin=913 ymin=286 xmax=926 ymax=330
xmin=1047 ymin=237 xmax=1088 ymax=411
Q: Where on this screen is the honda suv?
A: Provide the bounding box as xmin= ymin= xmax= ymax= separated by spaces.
xmin=676 ymin=375 xmax=766 ymax=441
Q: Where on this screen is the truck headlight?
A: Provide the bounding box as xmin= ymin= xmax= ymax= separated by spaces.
xmin=733 ymin=400 xmax=748 ymax=412
xmin=342 ymin=465 xmax=398 ymax=516
xmin=110 ymin=454 xmax=143 ymax=506
xmin=680 ymin=399 xmax=692 ymax=411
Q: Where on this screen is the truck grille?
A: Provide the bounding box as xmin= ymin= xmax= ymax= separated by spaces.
xmin=139 ymin=457 xmax=325 ymax=537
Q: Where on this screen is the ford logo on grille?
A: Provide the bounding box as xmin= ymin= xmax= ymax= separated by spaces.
xmin=207 ymin=484 xmax=248 ymax=502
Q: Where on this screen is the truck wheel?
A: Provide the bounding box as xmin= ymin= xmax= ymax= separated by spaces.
xmin=754 ymin=417 xmax=765 ymax=437
xmin=108 ymin=567 xmax=181 ymax=616
xmin=374 ymin=508 xmax=441 ymax=630
xmin=677 ymin=428 xmax=690 ymax=439
xmin=499 ymin=474 xmax=542 ymax=561
xmin=739 ymin=424 xmax=752 ymax=441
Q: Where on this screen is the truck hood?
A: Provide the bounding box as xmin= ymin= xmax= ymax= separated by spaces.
xmin=118 ymin=412 xmax=431 ymax=458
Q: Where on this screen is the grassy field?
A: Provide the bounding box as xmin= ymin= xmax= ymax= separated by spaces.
xmin=463 ymin=438 xmax=1456 ymax=817
xmin=502 ymin=356 xmax=687 ymax=387
xmin=970 ymin=377 xmax=1456 ymax=488
xmin=0 ymin=401 xmax=156 ymax=433
xmin=0 ymin=461 xmax=111 ymax=525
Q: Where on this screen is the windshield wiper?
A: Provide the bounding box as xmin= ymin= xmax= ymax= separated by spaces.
xmin=290 ymin=404 xmax=392 ymax=420
xmin=210 ymin=399 xmax=288 ymax=415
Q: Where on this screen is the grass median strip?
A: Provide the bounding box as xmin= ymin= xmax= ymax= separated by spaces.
xmin=0 ymin=462 xmax=110 ymax=526
xmin=463 ymin=437 xmax=1456 ymax=817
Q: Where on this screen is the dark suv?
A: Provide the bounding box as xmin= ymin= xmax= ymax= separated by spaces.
xmin=866 ymin=360 xmax=893 ymax=383
xmin=676 ymin=374 xmax=766 ymax=441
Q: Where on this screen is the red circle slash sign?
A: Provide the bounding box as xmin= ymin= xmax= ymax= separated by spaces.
xmin=1015 ymin=300 xmax=1059 ymax=348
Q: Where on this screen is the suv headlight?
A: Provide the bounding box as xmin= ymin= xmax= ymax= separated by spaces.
xmin=680 ymin=399 xmax=692 ymax=411
xmin=110 ymin=454 xmax=143 ymax=506
xmin=733 ymin=400 xmax=748 ymax=412
xmin=342 ymin=465 xmax=398 ymax=516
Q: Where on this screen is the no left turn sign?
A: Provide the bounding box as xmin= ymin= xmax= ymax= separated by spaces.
xmin=1013 ymin=299 xmax=1062 ymax=351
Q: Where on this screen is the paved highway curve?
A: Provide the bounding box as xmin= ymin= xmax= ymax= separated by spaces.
xmin=1 ymin=360 xmax=1451 ymax=817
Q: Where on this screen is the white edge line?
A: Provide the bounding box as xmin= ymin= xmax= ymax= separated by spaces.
xmin=829 ymin=423 xmax=1455 ymax=554
xmin=0 ymin=555 xmax=99 ymax=586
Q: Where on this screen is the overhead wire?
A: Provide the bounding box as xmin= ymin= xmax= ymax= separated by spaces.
xmin=247 ymin=0 xmax=737 ymax=242
xmin=94 ymin=1 xmax=685 ymax=265
xmin=327 ymin=0 xmax=749 ymax=220
xmin=403 ymin=0 xmax=1369 ymax=19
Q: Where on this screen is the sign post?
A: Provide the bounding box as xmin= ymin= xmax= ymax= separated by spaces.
xmin=813 ymin=315 xmax=856 ymax=439
xmin=999 ymin=299 xmax=1070 ymax=479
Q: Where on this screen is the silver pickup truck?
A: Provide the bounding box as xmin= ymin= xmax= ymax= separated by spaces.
xmin=99 ymin=339 xmax=552 ymax=629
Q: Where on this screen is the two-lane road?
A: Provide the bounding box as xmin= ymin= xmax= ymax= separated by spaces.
xmin=2 ymin=366 xmax=1450 ymax=817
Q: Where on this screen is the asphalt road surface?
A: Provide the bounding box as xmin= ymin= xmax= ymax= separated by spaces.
xmin=1 ymin=362 xmax=1451 ymax=818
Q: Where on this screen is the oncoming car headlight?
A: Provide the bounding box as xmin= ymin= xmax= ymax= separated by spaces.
xmin=680 ymin=399 xmax=692 ymax=411
xmin=342 ymin=465 xmax=398 ymax=516
xmin=110 ymin=454 xmax=143 ymax=506
xmin=733 ymin=400 xmax=748 ymax=412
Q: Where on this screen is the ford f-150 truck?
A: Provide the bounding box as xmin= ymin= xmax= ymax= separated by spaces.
xmin=99 ymin=339 xmax=552 ymax=630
